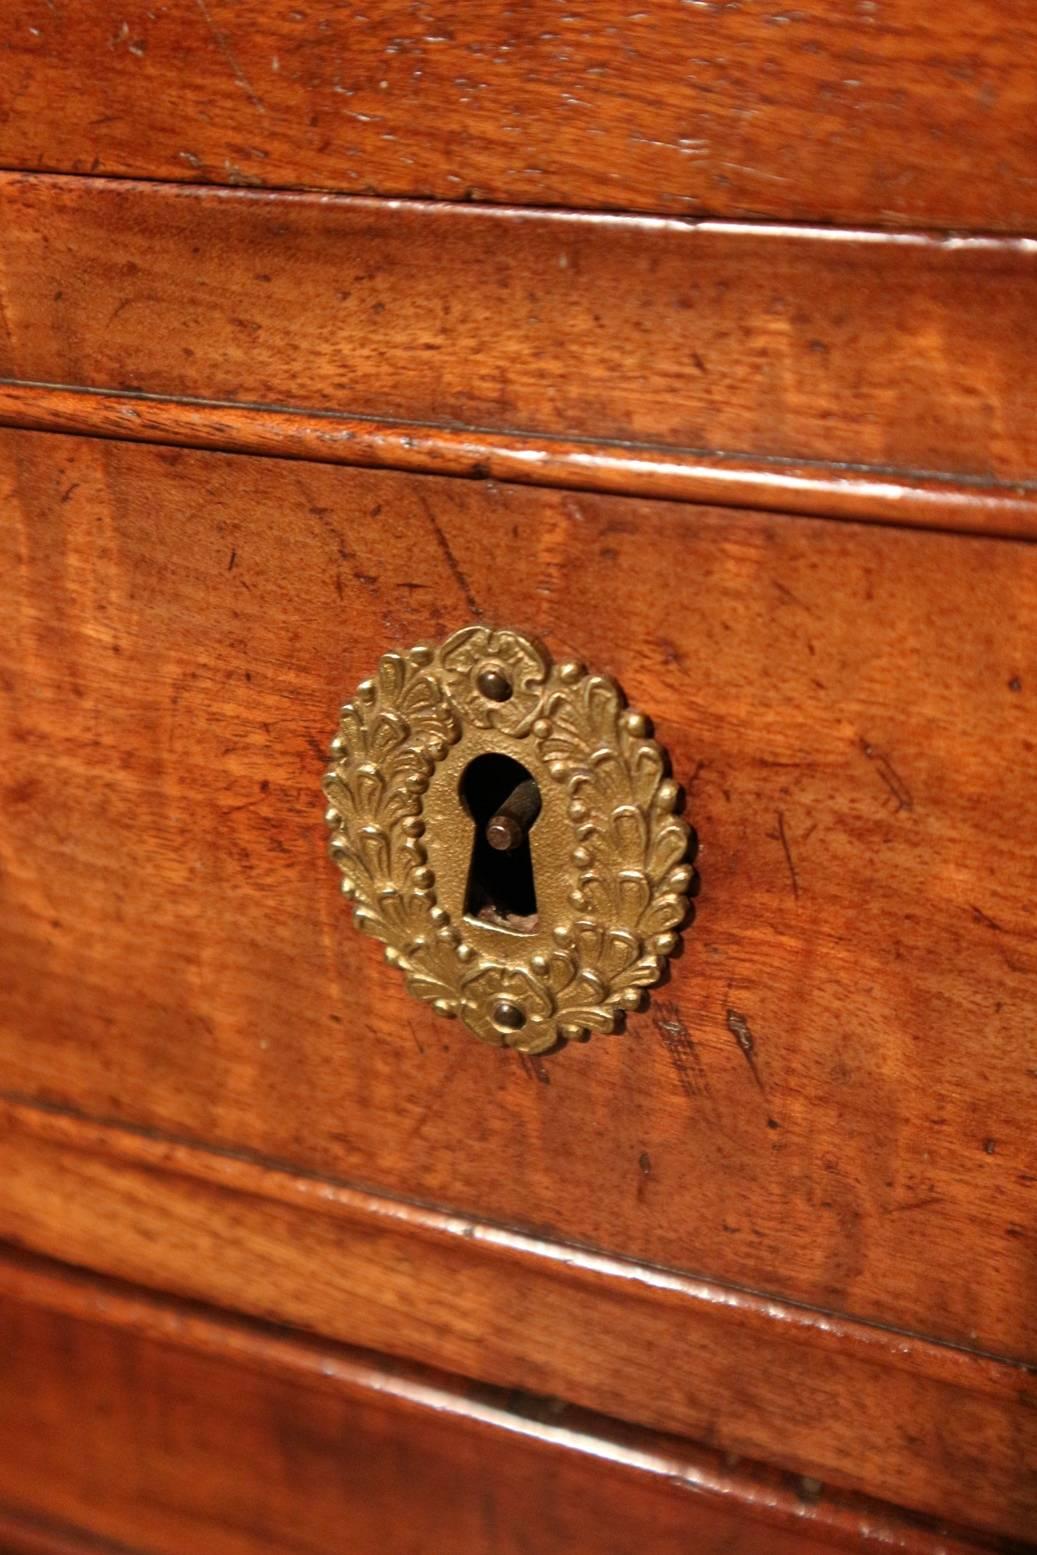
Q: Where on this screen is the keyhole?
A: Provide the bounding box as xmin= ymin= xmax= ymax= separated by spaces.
xmin=460 ymin=753 xmax=542 ymax=933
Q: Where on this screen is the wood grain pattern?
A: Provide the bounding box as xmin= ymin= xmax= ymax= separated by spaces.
xmin=2 ymin=1103 xmax=1035 ymax=1541
xmin=4 ymin=8 xmax=1035 ymax=1550
xmin=2 ymin=1250 xmax=1025 ymax=1555
xmin=0 ymin=429 xmax=1034 ymax=1372
xmin=1 ymin=383 xmax=1035 ymax=540
xmin=1 ymin=2 xmax=1036 ymax=231
xmin=1 ymin=176 xmax=1036 ymax=506
xmin=0 ymin=1508 xmax=141 ymax=1555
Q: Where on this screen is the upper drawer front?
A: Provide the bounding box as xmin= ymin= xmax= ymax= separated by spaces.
xmin=0 ymin=430 xmax=1032 ymax=1365
xmin=2 ymin=175 xmax=1036 ymax=536
xmin=2 ymin=1 xmax=1036 ymax=230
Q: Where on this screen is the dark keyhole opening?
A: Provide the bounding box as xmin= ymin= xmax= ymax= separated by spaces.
xmin=460 ymin=753 xmax=541 ymax=933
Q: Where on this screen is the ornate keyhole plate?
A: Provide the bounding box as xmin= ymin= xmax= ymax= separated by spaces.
xmin=322 ymin=625 xmax=691 ymax=1054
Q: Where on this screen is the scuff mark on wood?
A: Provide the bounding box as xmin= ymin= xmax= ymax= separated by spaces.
xmin=658 ymin=635 xmax=688 ymax=670
xmin=684 ymin=757 xmax=707 ymax=793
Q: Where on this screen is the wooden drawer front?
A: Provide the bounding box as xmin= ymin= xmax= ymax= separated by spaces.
xmin=1 ymin=175 xmax=1036 ymax=526
xmin=0 ymin=1253 xmax=1011 ymax=1555
xmin=2 ymin=2 xmax=1036 ymax=232
xmin=0 ymin=430 xmax=1034 ymax=1538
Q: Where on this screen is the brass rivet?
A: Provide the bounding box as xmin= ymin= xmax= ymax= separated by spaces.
xmin=492 ymin=1000 xmax=526 ymax=1031
xmin=476 ymin=666 xmax=512 ymax=702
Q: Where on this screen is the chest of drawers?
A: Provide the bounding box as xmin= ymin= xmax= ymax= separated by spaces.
xmin=0 ymin=5 xmax=1034 ymax=1552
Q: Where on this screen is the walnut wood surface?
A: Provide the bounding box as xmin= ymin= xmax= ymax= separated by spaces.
xmin=1 ymin=176 xmax=1036 ymax=508
xmin=2 ymin=1251 xmax=1023 ymax=1555
xmin=1 ymin=3 xmax=1036 ymax=231
xmin=3 ymin=1104 xmax=1034 ymax=1542
xmin=0 ymin=429 xmax=1033 ymax=1377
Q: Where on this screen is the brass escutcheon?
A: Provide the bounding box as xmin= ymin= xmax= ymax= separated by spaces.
xmin=322 ymin=625 xmax=691 ymax=1054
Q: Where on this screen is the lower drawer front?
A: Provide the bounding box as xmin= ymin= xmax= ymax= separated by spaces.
xmin=0 ymin=430 xmax=1034 ymax=1536
xmin=0 ymin=1253 xmax=1013 ymax=1555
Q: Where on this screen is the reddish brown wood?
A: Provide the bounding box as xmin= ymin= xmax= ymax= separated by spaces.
xmin=2 ymin=1102 xmax=1035 ymax=1541
xmin=1 ymin=3 xmax=1036 ymax=230
xmin=0 ymin=424 xmax=1035 ymax=1455
xmin=0 ymin=1247 xmax=1028 ymax=1555
xmin=3 ymin=10 xmax=1034 ymax=1552
xmin=0 ymin=382 xmax=1035 ymax=540
xmin=0 ymin=430 xmax=1033 ymax=1361
xmin=0 ymin=1508 xmax=135 ymax=1555
xmin=1 ymin=177 xmax=1037 ymax=499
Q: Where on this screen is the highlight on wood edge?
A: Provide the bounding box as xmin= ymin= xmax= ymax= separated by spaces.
xmin=0 ymin=382 xmax=1034 ymax=539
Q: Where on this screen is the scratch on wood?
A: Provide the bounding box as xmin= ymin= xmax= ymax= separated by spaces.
xmin=519 ymin=1053 xmax=551 ymax=1085
xmin=775 ymin=809 xmax=799 ymax=900
xmin=296 ymin=477 xmax=381 ymax=596
xmin=405 ymin=1047 xmax=469 ymax=1140
xmin=296 ymin=479 xmax=349 ymax=556
xmin=194 ymin=0 xmax=267 ymax=113
xmin=420 ymin=494 xmax=480 ymax=617
xmin=653 ymin=1000 xmax=711 ymax=1104
xmin=858 ymin=737 xmax=913 ymax=812
xmin=725 ymin=1009 xmax=767 ymax=1098
xmin=220 ymin=795 xmax=266 ymax=818
xmin=970 ymin=904 xmax=1005 ymax=933
xmin=773 ymin=579 xmax=812 ymax=613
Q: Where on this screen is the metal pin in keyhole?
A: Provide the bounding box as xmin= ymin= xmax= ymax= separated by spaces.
xmin=485 ymin=778 xmax=542 ymax=852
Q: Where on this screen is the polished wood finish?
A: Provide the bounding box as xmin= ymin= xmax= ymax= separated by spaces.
xmin=1 ymin=3 xmax=1036 ymax=231
xmin=2 ymin=1250 xmax=1021 ymax=1555
xmin=1 ymin=176 xmax=1036 ymax=521
xmin=2 ymin=381 xmax=1035 ymax=541
xmin=1 ymin=432 xmax=1033 ymax=1358
xmin=3 ymin=1103 xmax=1034 ymax=1543
xmin=1 ymin=431 xmax=1035 ymax=1539
xmin=4 ymin=3 xmax=1035 ymax=1548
